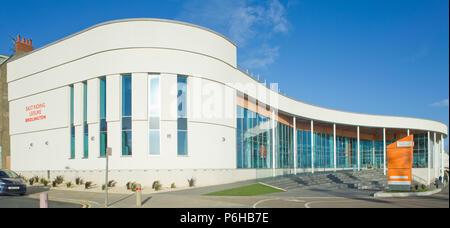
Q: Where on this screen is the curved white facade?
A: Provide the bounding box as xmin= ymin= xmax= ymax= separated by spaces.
xmin=7 ymin=19 xmax=447 ymax=187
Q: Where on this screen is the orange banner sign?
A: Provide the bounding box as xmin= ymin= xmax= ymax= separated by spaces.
xmin=387 ymin=135 xmax=414 ymax=186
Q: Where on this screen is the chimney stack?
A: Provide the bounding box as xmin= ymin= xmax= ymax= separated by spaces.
xmin=15 ymin=35 xmax=34 ymax=55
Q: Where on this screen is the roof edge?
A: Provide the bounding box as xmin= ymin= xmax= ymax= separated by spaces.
xmin=8 ymin=18 xmax=237 ymax=63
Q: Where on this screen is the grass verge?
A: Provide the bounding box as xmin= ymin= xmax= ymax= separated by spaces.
xmin=205 ymin=183 xmax=284 ymax=196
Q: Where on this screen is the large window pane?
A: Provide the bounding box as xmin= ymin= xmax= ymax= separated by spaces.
xmin=177 ymin=75 xmax=188 ymax=155
xmin=122 ymin=117 xmax=132 ymax=130
xmin=100 ymin=77 xmax=107 ymax=157
xmin=178 ymin=131 xmax=188 ymax=156
xmin=122 ymin=75 xmax=132 ymax=156
xmin=122 ymin=131 xmax=132 ymax=156
xmin=122 ymin=75 xmax=132 ymax=117
xmin=149 ymin=131 xmax=160 ymax=155
xmin=100 ymin=132 xmax=107 ymax=157
xmin=100 ymin=77 xmax=106 ymax=119
xmin=148 ymin=74 xmax=161 ymax=156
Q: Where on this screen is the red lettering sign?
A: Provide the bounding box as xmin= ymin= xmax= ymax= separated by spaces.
xmin=25 ymin=102 xmax=47 ymax=123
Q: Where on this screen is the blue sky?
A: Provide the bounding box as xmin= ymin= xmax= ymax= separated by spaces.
xmin=0 ymin=0 xmax=448 ymax=149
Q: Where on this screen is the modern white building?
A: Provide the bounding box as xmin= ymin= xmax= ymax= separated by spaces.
xmin=6 ymin=19 xmax=448 ymax=187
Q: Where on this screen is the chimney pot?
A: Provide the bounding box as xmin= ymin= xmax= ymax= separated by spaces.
xmin=14 ymin=35 xmax=34 ymax=55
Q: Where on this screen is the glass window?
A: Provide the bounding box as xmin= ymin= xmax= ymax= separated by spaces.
xmin=236 ymin=106 xmax=274 ymax=169
xmin=177 ymin=131 xmax=188 ymax=156
xmin=177 ymin=75 xmax=188 ymax=156
xmin=70 ymin=85 xmax=75 ymax=159
xmin=100 ymin=77 xmax=107 ymax=157
xmin=100 ymin=77 xmax=106 ymax=119
xmin=413 ymin=133 xmax=428 ymax=168
xmin=149 ymin=131 xmax=160 ymax=155
xmin=122 ymin=131 xmax=132 ymax=156
xmin=83 ymin=82 xmax=88 ymax=158
xmin=100 ymin=132 xmax=107 ymax=157
xmin=122 ymin=75 xmax=132 ymax=156
xmin=122 ymin=75 xmax=132 ymax=117
xmin=297 ymin=130 xmax=311 ymax=168
xmin=148 ymin=74 xmax=160 ymax=155
xmin=177 ymin=76 xmax=187 ymax=118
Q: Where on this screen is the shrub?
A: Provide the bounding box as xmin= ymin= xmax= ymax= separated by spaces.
xmin=55 ymin=176 xmax=64 ymax=185
xmin=154 ymin=183 xmax=162 ymax=191
xmin=108 ymin=180 xmax=117 ymax=188
xmin=29 ymin=178 xmax=35 ymax=185
xmin=75 ymin=177 xmax=83 ymax=185
xmin=52 ymin=181 xmax=57 ymax=187
xmin=130 ymin=182 xmax=137 ymax=192
xmin=126 ymin=181 xmax=136 ymax=190
xmin=187 ymin=178 xmax=196 ymax=187
xmin=42 ymin=179 xmax=49 ymax=187
xmin=421 ymin=184 xmax=426 ymax=190
xmin=152 ymin=181 xmax=160 ymax=189
xmin=40 ymin=178 xmax=45 ymax=184
xmin=102 ymin=184 xmax=106 ymax=191
xmin=66 ymin=182 xmax=73 ymax=188
xmin=85 ymin=181 xmax=93 ymax=189
xmin=171 ymin=183 xmax=176 ymax=189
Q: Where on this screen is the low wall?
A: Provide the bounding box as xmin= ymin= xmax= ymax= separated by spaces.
xmin=17 ymin=167 xmax=358 ymax=188
xmin=17 ymin=169 xmax=259 ymax=188
xmin=412 ymin=168 xmax=436 ymax=185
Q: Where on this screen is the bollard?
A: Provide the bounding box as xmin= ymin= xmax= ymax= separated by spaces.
xmin=40 ymin=192 xmax=48 ymax=208
xmin=136 ymin=184 xmax=142 ymax=207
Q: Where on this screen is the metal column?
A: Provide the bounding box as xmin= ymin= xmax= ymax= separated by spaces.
xmin=272 ymin=111 xmax=276 ymax=177
xmin=293 ymin=117 xmax=297 ymax=175
xmin=311 ymin=120 xmax=314 ymax=174
xmin=333 ymin=123 xmax=337 ymax=172
xmin=434 ymin=132 xmax=437 ymax=179
xmin=383 ymin=128 xmax=386 ymax=176
xmin=372 ymin=140 xmax=375 ymax=168
xmin=427 ymin=131 xmax=431 ymax=185
xmin=357 ymin=126 xmax=360 ymax=171
xmin=441 ymin=134 xmax=445 ymax=179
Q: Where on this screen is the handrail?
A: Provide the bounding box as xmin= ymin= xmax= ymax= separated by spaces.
xmin=412 ymin=174 xmax=427 ymax=185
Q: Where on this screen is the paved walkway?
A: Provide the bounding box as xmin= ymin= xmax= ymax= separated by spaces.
xmin=24 ymin=182 xmax=449 ymax=208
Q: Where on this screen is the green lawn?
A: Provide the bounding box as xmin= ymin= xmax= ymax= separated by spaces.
xmin=205 ymin=183 xmax=284 ymax=196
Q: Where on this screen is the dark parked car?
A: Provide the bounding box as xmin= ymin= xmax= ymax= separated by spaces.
xmin=0 ymin=169 xmax=27 ymax=195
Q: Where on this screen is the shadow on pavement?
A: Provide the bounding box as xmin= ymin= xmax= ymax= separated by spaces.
xmin=108 ymin=193 xmax=134 ymax=207
xmin=25 ymin=186 xmax=50 ymax=195
xmin=142 ymin=196 xmax=152 ymax=206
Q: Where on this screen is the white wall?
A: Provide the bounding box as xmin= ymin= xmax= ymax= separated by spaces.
xmin=9 ymin=87 xmax=69 ymax=135
xmin=6 ymin=19 xmax=448 ymax=187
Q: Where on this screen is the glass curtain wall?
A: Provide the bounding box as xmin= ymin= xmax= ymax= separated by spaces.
xmin=122 ymin=75 xmax=132 ymax=156
xmin=70 ymin=85 xmax=75 ymax=159
xmin=360 ymin=140 xmax=373 ymax=168
xmin=297 ymin=130 xmax=312 ymax=169
xmin=276 ymin=122 xmax=294 ymax=169
xmin=336 ymin=136 xmax=357 ymax=169
xmin=100 ymin=77 xmax=107 ymax=157
xmin=374 ymin=141 xmax=384 ymax=169
xmin=83 ymin=82 xmax=88 ymax=158
xmin=148 ymin=74 xmax=161 ymax=155
xmin=236 ymin=106 xmax=273 ymax=168
xmin=177 ymin=76 xmax=188 ymax=156
xmin=314 ymin=132 xmax=334 ymax=169
xmin=413 ymin=133 xmax=428 ymax=168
